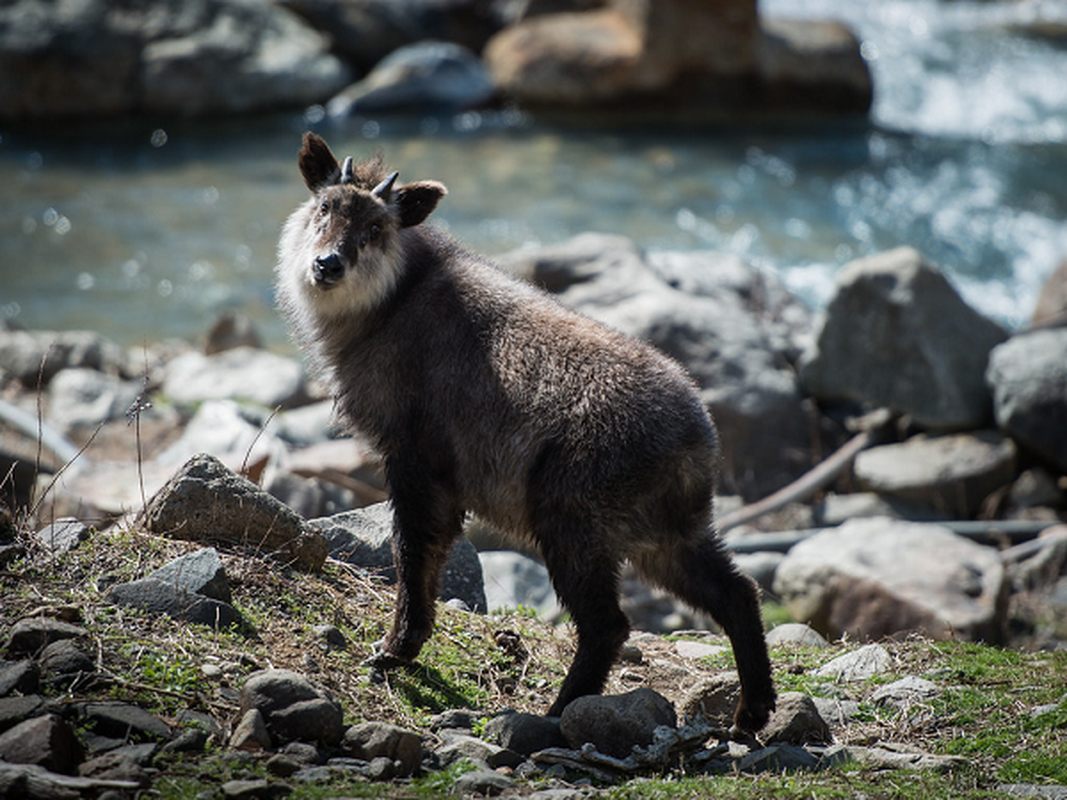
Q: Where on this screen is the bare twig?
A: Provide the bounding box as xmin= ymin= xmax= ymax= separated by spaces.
xmin=241 ymin=405 xmax=280 ymax=480
xmin=717 ymin=410 xmax=894 ymax=534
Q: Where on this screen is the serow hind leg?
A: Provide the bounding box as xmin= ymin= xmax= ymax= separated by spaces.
xmin=637 ymin=537 xmax=776 ymax=734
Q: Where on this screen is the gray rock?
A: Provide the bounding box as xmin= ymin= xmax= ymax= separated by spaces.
xmin=139 ymin=453 xmax=326 ymax=571
xmin=811 ymin=696 xmax=863 ymax=727
xmin=998 ymin=784 xmax=1067 ymax=799
xmin=987 ymin=329 xmax=1067 ymax=473
xmin=765 ymin=623 xmax=828 ymax=648
xmin=800 ymin=247 xmax=1008 ymax=431
xmin=479 ymin=550 xmax=560 ymax=618
xmin=107 ymin=547 xmax=241 ymax=628
xmin=0 ymin=695 xmax=48 ymax=734
xmin=0 ymin=660 xmax=40 ymax=697
xmin=156 ymin=400 xmax=289 ymax=472
xmin=814 ymin=491 xmax=949 ymax=526
xmin=3 ymin=618 xmax=87 ymax=657
xmin=434 ymin=733 xmax=524 ymax=769
xmin=32 ymin=518 xmax=89 ymax=555
xmin=678 ymin=672 xmax=740 ymax=728
xmin=0 ymin=714 xmax=84 ymax=775
xmin=328 ymin=41 xmax=494 ymax=116
xmin=738 ymin=742 xmax=822 ymax=773
xmin=811 ymin=643 xmax=892 ymax=682
xmin=230 ymin=708 xmax=272 ymax=751
xmin=78 ymin=701 xmax=172 ymax=742
xmin=761 ymin=692 xmax=831 ymax=745
xmin=0 ymin=329 xmax=125 ymax=385
xmin=0 ymin=0 xmax=351 ymax=121
xmin=162 ymin=347 xmax=307 ymax=410
xmin=870 ymin=676 xmax=941 ymax=713
xmin=341 ymin=722 xmax=422 ymax=777
xmin=845 ymin=741 xmax=968 ymax=771
xmin=312 ymin=502 xmax=485 ymax=611
xmin=453 ymin=768 xmax=515 ymax=796
xmin=78 ymin=746 xmax=154 ymax=786
xmin=38 ymin=640 xmax=94 ymax=685
xmin=274 ymin=401 xmax=336 ymax=447
xmin=270 ymin=699 xmax=345 ymax=747
xmin=281 ymin=0 xmax=502 ymax=72
xmin=147 ymin=547 xmax=232 ymax=603
xmin=484 ymin=710 xmax=565 ymax=756
xmin=505 ymin=233 xmax=813 ymax=499
xmin=46 ymin=368 xmax=141 ymax=434
xmin=220 ymin=778 xmax=278 ymax=800
xmin=108 ymin=578 xmax=242 ymax=628
xmin=774 ymin=519 xmax=1009 ymax=643
xmin=559 ymin=687 xmax=676 ymax=758
xmin=241 ymin=670 xmax=344 ymax=747
xmin=312 ymin=624 xmax=346 ymax=652
xmin=852 ymin=430 xmax=1018 ymax=518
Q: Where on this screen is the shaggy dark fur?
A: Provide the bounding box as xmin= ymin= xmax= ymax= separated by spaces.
xmin=276 ymin=133 xmax=776 ymax=729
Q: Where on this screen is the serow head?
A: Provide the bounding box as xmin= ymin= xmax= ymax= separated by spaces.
xmin=296 ymin=132 xmax=447 ymax=291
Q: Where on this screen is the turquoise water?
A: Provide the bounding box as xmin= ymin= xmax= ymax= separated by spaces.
xmin=2 ymin=0 xmax=1066 ymax=347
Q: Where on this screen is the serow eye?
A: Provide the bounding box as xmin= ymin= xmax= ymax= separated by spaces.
xmin=318 ymin=202 xmax=329 ymax=218
xmin=369 ymin=223 xmax=382 ymax=241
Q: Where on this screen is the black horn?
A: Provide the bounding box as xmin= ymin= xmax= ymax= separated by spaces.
xmin=372 ymin=171 xmax=399 ymax=200
xmin=340 ymin=157 xmax=355 ymax=184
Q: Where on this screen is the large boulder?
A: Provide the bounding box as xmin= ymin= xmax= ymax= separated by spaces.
xmin=0 ymin=0 xmax=351 ymax=121
xmin=311 ymin=502 xmax=487 ymax=612
xmin=0 ymin=330 xmax=125 ymax=386
xmin=161 ymin=347 xmax=308 ymax=410
xmin=327 ymin=41 xmax=495 ymax=117
xmin=773 ymin=518 xmax=1009 ymax=643
xmin=504 ymin=233 xmax=814 ymax=500
xmin=799 ymin=248 xmax=1009 ymax=431
xmin=483 ymin=0 xmax=870 ymax=120
xmin=852 ymin=430 xmax=1018 ymax=518
xmin=138 ymin=453 xmax=327 ymax=571
xmin=280 ymin=0 xmax=503 ymax=72
xmin=986 ymin=329 xmax=1067 ymax=473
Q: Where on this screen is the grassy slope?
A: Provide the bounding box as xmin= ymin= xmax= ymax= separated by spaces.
xmin=1 ymin=524 xmax=1065 ymax=799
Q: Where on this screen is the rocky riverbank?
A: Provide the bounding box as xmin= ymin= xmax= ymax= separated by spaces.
xmin=0 ymin=0 xmax=871 ymax=124
xmin=1 ymin=235 xmax=1067 ymax=796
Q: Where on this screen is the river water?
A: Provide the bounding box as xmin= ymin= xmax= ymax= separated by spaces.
xmin=2 ymin=0 xmax=1066 ymax=348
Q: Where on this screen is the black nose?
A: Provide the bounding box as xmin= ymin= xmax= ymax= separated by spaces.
xmin=312 ymin=253 xmax=344 ymax=285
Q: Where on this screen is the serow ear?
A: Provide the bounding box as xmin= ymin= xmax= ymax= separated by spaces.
xmin=298 ymin=132 xmax=340 ymax=193
xmin=395 ymin=180 xmax=447 ymax=228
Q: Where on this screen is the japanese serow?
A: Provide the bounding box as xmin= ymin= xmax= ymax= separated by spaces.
xmin=276 ymin=133 xmax=776 ymax=731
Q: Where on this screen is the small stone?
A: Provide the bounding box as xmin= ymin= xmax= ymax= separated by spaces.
xmin=0 ymin=659 xmax=41 ymax=697
xmin=3 ymin=618 xmax=87 ymax=657
xmin=812 ymin=644 xmax=892 ymax=682
xmin=765 ymin=623 xmax=829 ymax=648
xmin=679 ymin=671 xmax=742 ymax=729
xmin=342 ymin=722 xmax=422 ymax=777
xmin=674 ymin=640 xmax=727 ymax=660
xmin=760 ymin=692 xmax=832 ymax=745
xmin=32 ymin=518 xmax=89 ymax=555
xmin=0 ymin=714 xmax=84 ymax=774
xmin=559 ymin=687 xmax=677 ymax=758
xmin=484 ymin=710 xmax=565 ymax=757
xmin=452 ymin=768 xmax=514 ymax=797
xmin=229 ymin=709 xmax=272 ymax=751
